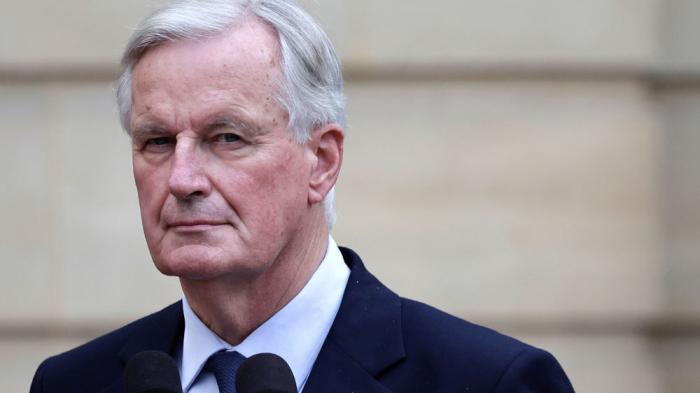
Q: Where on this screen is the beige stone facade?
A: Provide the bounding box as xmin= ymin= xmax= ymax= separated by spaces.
xmin=2 ymin=1 xmax=698 ymax=391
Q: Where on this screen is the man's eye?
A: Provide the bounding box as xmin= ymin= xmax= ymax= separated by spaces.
xmin=147 ymin=136 xmax=172 ymax=146
xmin=140 ymin=136 xmax=174 ymax=152
xmin=217 ymin=133 xmax=241 ymax=143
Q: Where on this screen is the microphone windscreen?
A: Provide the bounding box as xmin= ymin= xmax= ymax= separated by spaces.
xmin=236 ymin=353 xmax=297 ymax=393
xmin=123 ymin=350 xmax=183 ymax=393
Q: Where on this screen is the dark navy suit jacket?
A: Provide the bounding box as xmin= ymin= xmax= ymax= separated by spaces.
xmin=31 ymin=247 xmax=575 ymax=392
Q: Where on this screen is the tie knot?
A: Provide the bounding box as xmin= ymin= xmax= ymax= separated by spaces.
xmin=204 ymin=350 xmax=246 ymax=393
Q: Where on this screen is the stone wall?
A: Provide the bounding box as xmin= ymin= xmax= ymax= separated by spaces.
xmin=2 ymin=1 xmax=698 ymax=391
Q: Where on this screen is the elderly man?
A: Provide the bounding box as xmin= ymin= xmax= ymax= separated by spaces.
xmin=31 ymin=1 xmax=574 ymax=392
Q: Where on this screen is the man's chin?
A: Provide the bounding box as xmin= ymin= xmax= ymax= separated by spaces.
xmin=151 ymin=246 xmax=259 ymax=282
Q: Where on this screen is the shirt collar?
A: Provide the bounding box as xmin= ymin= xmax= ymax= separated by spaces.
xmin=179 ymin=236 xmax=350 ymax=392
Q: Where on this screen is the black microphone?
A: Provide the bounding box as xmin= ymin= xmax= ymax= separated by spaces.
xmin=123 ymin=350 xmax=183 ymax=393
xmin=236 ymin=353 xmax=297 ymax=393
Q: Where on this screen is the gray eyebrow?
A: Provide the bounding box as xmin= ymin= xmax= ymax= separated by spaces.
xmin=204 ymin=116 xmax=256 ymax=134
xmin=131 ymin=125 xmax=168 ymax=139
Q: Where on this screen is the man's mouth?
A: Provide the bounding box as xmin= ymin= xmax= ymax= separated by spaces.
xmin=167 ymin=220 xmax=228 ymax=232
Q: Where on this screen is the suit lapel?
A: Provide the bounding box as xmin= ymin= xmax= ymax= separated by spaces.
xmin=101 ymin=301 xmax=185 ymax=393
xmin=304 ymin=247 xmax=405 ymax=393
xmin=303 ymin=341 xmax=395 ymax=393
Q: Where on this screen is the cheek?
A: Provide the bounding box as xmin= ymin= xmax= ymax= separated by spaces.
xmin=218 ymin=169 xmax=279 ymax=217
xmin=216 ymin=158 xmax=307 ymax=226
xmin=267 ymin=155 xmax=311 ymax=222
xmin=133 ymin=161 xmax=169 ymax=224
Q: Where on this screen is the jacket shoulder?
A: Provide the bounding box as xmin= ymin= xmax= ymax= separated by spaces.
xmin=336 ymin=247 xmax=573 ymax=392
xmin=30 ymin=302 xmax=182 ymax=393
xmin=390 ymin=298 xmax=574 ymax=392
xmin=400 ymin=298 xmax=526 ymax=364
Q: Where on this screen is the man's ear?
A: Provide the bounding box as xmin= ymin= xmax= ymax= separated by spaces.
xmin=307 ymin=124 xmax=344 ymax=205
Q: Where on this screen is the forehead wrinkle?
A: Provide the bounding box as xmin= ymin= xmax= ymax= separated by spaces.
xmin=131 ymin=17 xmax=288 ymax=138
xmin=130 ymin=102 xmax=180 ymax=134
xmin=204 ymin=18 xmax=284 ymax=97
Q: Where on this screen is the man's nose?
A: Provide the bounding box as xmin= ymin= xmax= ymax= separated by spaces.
xmin=168 ymin=141 xmax=212 ymax=200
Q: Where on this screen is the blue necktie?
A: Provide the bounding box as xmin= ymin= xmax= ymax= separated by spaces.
xmin=204 ymin=350 xmax=246 ymax=393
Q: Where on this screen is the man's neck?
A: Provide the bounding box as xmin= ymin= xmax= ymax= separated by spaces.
xmin=179 ymin=220 xmax=329 ymax=345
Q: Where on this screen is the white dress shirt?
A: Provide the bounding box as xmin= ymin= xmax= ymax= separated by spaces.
xmin=176 ymin=236 xmax=350 ymax=393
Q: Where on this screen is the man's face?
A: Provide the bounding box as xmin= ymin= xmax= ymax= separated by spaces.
xmin=130 ymin=19 xmax=316 ymax=281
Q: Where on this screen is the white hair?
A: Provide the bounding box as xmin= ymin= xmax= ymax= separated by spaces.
xmin=116 ymin=0 xmax=345 ymax=228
